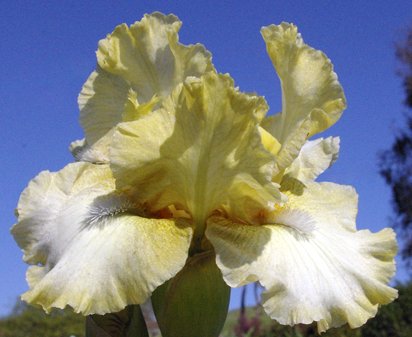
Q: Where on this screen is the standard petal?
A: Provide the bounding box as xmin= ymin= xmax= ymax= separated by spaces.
xmin=11 ymin=162 xmax=192 ymax=315
xmin=283 ymin=136 xmax=340 ymax=184
xmin=110 ymin=73 xmax=282 ymax=239
xmin=79 ymin=69 xmax=130 ymax=148
xmin=72 ymin=92 xmax=159 ymax=163
xmin=261 ymin=23 xmax=346 ymax=143
xmin=97 ymin=12 xmax=213 ymax=102
xmin=76 ymin=12 xmax=213 ymax=162
xmin=206 ymin=182 xmax=397 ymax=332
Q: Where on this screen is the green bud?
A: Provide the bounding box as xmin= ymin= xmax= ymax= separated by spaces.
xmin=152 ymin=251 xmax=231 ymax=337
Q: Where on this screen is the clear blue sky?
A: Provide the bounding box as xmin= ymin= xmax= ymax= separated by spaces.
xmin=1 ymin=0 xmax=411 ymax=316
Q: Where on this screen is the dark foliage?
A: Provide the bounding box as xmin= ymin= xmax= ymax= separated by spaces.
xmin=379 ymin=27 xmax=412 ymax=267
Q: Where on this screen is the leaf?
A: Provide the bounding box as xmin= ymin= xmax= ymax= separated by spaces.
xmin=86 ymin=305 xmax=149 ymax=337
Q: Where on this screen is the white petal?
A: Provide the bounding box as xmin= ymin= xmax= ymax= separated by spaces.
xmin=284 ymin=137 xmax=340 ymax=184
xmin=272 ymin=116 xmax=313 ymax=179
xmin=69 ymin=138 xmax=109 ymax=163
xmin=12 ymin=162 xmax=192 ymax=315
xmin=206 ymin=182 xmax=397 ymax=332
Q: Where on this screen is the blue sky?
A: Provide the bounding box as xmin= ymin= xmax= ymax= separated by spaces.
xmin=1 ymin=0 xmax=411 ymax=316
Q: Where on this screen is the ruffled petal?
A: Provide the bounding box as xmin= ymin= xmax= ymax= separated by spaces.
xmin=260 ymin=23 xmax=346 ymax=181
xmin=11 ymin=162 xmax=192 ymax=315
xmin=271 ymin=116 xmax=313 ymax=180
xmin=97 ymin=12 xmax=213 ymax=102
xmin=76 ymin=12 xmax=213 ymax=162
xmin=261 ymin=23 xmax=346 ymax=143
xmin=110 ymin=73 xmax=282 ymax=235
xmin=206 ymin=182 xmax=397 ymax=332
xmin=284 ymin=137 xmax=340 ymax=184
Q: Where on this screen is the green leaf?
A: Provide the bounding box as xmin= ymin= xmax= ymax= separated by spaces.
xmin=86 ymin=305 xmax=149 ymax=337
xmin=152 ymin=251 xmax=231 ymax=337
xmin=125 ymin=306 xmax=149 ymax=337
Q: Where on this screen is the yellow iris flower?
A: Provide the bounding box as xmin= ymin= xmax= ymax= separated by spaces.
xmin=12 ymin=13 xmax=397 ymax=333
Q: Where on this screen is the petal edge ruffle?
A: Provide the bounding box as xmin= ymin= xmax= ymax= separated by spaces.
xmin=12 ymin=162 xmax=192 ymax=315
xmin=206 ymin=182 xmax=397 ymax=332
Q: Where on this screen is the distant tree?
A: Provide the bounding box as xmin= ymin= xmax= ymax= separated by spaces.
xmin=380 ymin=27 xmax=412 ymax=269
xmin=0 ymin=299 xmax=84 ymax=337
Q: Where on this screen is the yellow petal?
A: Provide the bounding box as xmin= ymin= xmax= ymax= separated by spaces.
xmin=96 ymin=12 xmax=213 ymax=103
xmin=110 ymin=73 xmax=282 ymax=241
xmin=11 ymin=162 xmax=192 ymax=315
xmin=71 ymin=88 xmax=157 ymax=163
xmin=259 ymin=126 xmax=281 ymax=156
xmin=122 ymin=90 xmax=159 ymax=122
xmin=261 ymin=23 xmax=346 ymax=143
xmin=76 ymin=12 xmax=213 ymax=162
xmin=206 ymin=182 xmax=397 ymax=333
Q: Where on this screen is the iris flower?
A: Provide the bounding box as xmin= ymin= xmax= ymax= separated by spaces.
xmin=12 ymin=13 xmax=397 ymax=333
